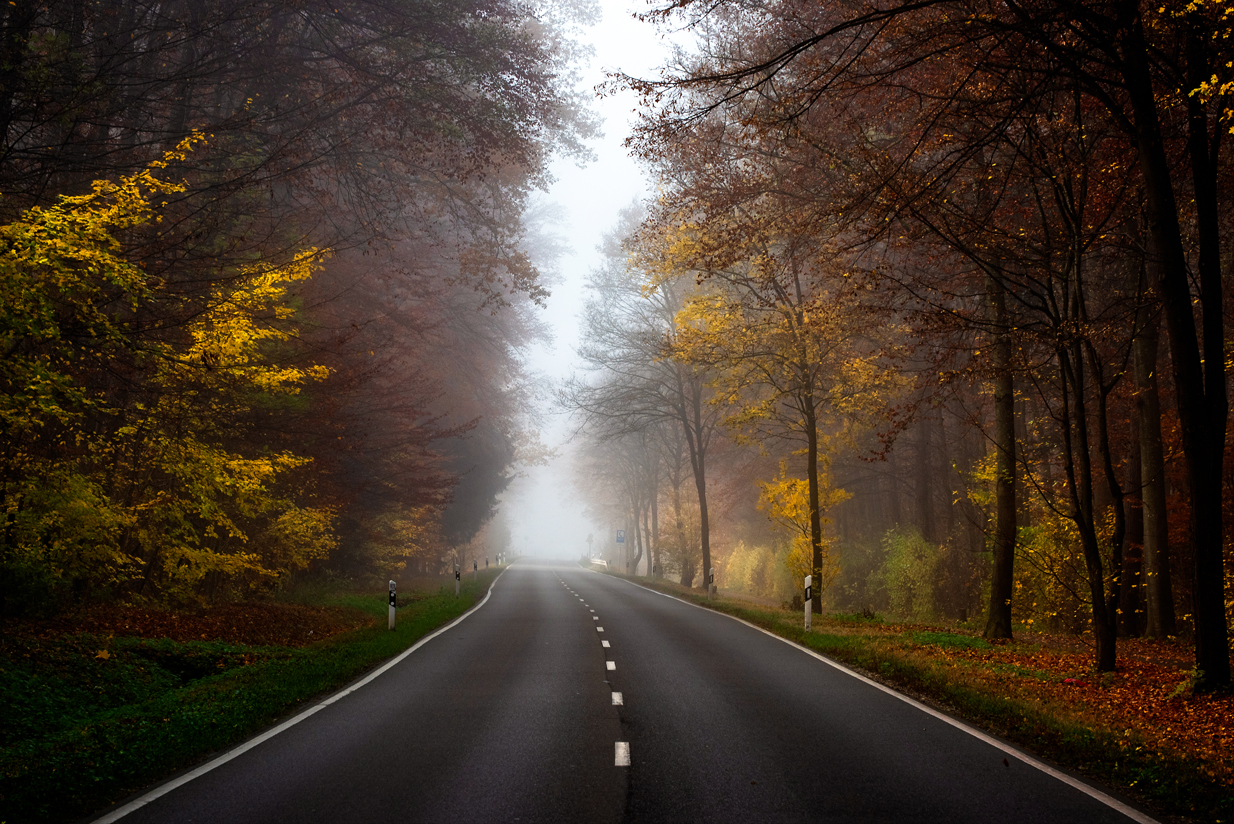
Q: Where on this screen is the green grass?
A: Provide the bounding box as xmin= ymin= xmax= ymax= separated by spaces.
xmin=829 ymin=610 xmax=885 ymax=624
xmin=908 ymin=630 xmax=993 ymax=650
xmin=605 ymin=571 xmax=1230 ymax=824
xmin=0 ymin=572 xmax=500 ymax=824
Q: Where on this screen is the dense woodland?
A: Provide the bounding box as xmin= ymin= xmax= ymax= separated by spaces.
xmin=566 ymin=0 xmax=1234 ymax=687
xmin=3 ymin=0 xmax=1233 ymax=691
xmin=0 ymin=0 xmax=595 ymax=611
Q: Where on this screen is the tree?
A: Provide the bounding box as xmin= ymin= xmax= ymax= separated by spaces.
xmin=757 ymin=460 xmax=849 ymax=595
xmin=0 ymin=141 xmax=334 ymax=606
xmin=627 ymin=0 xmax=1231 ymax=683
xmin=563 ymin=205 xmax=724 ymax=587
xmin=1 ymin=0 xmax=598 ymax=603
xmin=659 ymin=218 xmax=900 ymax=612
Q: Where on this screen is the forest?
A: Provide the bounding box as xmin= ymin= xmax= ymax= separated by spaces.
xmin=566 ymin=0 xmax=1234 ymax=689
xmin=2 ymin=0 xmax=1231 ymax=691
xmin=0 ymin=0 xmax=594 ymax=611
xmin=5 ymin=0 xmax=1234 ymax=820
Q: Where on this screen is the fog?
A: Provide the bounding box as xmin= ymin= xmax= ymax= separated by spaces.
xmin=500 ymin=0 xmax=671 ymax=560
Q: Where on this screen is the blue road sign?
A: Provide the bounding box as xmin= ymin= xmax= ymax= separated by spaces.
xmin=616 ymin=530 xmax=625 ymax=544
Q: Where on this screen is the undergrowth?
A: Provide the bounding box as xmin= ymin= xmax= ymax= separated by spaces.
xmin=0 ymin=572 xmax=499 ymax=824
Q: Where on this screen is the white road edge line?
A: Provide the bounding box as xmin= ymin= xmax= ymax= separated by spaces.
xmin=93 ymin=568 xmax=512 ymax=824
xmin=615 ymin=741 xmax=631 ymax=766
xmin=610 ymin=574 xmax=1158 ymax=824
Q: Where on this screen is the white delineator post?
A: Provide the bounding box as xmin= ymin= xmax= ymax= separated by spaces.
xmin=804 ymin=574 xmax=813 ymax=631
xmin=709 ymin=567 xmax=716 ymax=600
xmin=388 ymin=580 xmax=397 ymax=631
xmin=455 ymin=567 xmax=460 ymax=597
xmin=473 ymin=559 xmax=477 ymax=582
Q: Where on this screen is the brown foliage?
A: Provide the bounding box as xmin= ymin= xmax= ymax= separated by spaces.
xmin=3 ymin=602 xmax=373 ymax=648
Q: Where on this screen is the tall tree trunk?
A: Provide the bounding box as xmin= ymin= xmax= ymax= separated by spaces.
xmin=640 ymin=502 xmax=652 ymax=576
xmin=630 ymin=503 xmax=643 ymax=575
xmin=1134 ymin=312 xmax=1176 ymax=638
xmin=984 ymin=276 xmax=1016 ymax=640
xmin=804 ymin=391 xmax=824 ymax=613
xmin=1086 ymin=338 xmax=1127 ymax=664
xmin=1121 ymin=10 xmax=1229 ymax=686
xmin=1183 ymin=15 xmax=1230 ymax=686
xmin=680 ymin=374 xmax=711 ymax=590
xmin=1058 ymin=343 xmax=1117 ymax=671
xmin=651 ymin=486 xmax=660 ymax=577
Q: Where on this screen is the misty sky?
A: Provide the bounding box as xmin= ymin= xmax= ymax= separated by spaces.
xmin=501 ymin=0 xmax=672 ymax=560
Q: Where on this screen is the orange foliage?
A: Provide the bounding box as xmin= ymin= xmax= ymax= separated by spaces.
xmin=909 ymin=632 xmax=1233 ymax=782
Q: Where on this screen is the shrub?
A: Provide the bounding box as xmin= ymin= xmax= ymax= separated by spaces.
xmin=876 ymin=527 xmax=940 ymax=621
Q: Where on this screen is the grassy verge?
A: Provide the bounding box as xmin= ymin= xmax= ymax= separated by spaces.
xmin=0 ymin=570 xmax=501 ymax=824
xmin=604 ymin=570 xmax=1229 ymax=824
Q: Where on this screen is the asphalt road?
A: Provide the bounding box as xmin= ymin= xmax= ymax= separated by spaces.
xmin=99 ymin=561 xmax=1154 ymax=823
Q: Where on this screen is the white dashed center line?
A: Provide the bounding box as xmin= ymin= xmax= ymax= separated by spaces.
xmin=593 ymin=616 xmax=599 ymax=621
xmin=615 ymin=742 xmax=630 ymax=766
xmin=601 ymin=640 xmax=610 ymax=648
xmin=596 ymin=627 xmax=604 ymax=632
xmin=612 ymin=691 xmax=623 ymax=705
xmin=606 ymin=661 xmax=616 ymax=671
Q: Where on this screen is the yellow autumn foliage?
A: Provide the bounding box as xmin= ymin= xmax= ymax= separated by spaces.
xmin=757 ymin=461 xmax=848 ymax=593
xmin=0 ymin=137 xmax=336 ymax=605
xmin=641 ymin=203 xmax=906 ymax=599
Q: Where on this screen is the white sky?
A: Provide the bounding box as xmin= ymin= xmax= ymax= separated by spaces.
xmin=502 ymin=0 xmax=675 ymax=559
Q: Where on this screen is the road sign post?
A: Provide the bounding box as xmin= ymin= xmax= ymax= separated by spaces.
xmin=804 ymin=575 xmax=813 ymax=631
xmin=388 ymin=580 xmax=397 ymax=631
